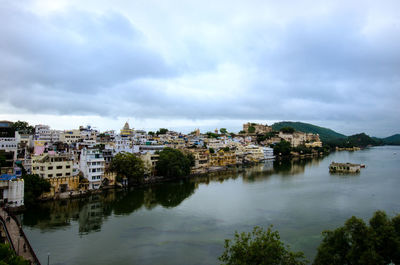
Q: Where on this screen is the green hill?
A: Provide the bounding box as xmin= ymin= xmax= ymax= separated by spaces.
xmin=271 ymin=121 xmax=346 ymax=142
xmin=382 ymin=134 xmax=400 ymax=145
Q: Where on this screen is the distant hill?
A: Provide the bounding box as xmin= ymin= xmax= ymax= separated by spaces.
xmin=382 ymin=134 xmax=400 ymax=145
xmin=271 ymin=121 xmax=346 ymax=142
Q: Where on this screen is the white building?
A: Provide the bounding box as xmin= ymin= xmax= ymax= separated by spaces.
xmin=35 ymin=125 xmax=61 ymax=143
xmin=0 ymin=175 xmax=24 ymax=208
xmin=80 ymin=148 xmax=105 ymax=190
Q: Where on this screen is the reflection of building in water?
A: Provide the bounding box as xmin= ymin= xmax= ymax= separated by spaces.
xmin=78 ymin=195 xmax=104 ymax=234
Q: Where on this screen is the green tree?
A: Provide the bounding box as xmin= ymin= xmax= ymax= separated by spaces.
xmin=219 ymin=226 xmax=307 ymax=265
xmin=273 ymin=140 xmax=292 ymax=156
xmin=22 ymin=174 xmax=51 ymax=203
xmin=148 ymin=131 xmax=155 ymax=136
xmin=10 ymin=121 xmax=34 ymax=135
xmin=223 ymin=146 xmax=230 ymax=152
xmin=209 ymin=147 xmax=215 ymax=154
xmin=280 ymin=127 xmax=295 ymax=134
xmin=248 ymin=126 xmax=256 ymax=133
xmin=156 ymin=148 xmax=192 ymax=178
xmin=109 ymin=153 xmax=145 ymax=184
xmin=206 ymin=132 xmax=219 ymax=138
xmin=314 ymin=211 xmax=400 ymax=265
xmin=220 ymin=128 xmax=228 ymax=134
xmin=156 ymin=128 xmax=168 ymax=135
xmin=0 ymin=243 xmax=29 ymax=265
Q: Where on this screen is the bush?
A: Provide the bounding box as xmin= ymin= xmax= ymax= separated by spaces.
xmin=156 ymin=148 xmax=192 ymax=178
xmin=314 ymin=211 xmax=400 ymax=265
xmin=219 ymin=226 xmax=307 ymax=265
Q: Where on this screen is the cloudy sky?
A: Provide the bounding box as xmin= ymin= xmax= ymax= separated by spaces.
xmin=0 ymin=0 xmax=399 ymax=136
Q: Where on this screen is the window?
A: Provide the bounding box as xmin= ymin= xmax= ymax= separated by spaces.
xmin=48 ymin=174 xmax=53 ymax=178
xmin=56 ymin=166 xmax=62 ymax=169
xmin=56 ymin=173 xmax=62 ymax=177
xmin=66 ymin=165 xmax=70 ymax=169
xmin=48 ymin=166 xmax=53 ymax=170
xmin=66 ymin=172 xmax=70 ymax=176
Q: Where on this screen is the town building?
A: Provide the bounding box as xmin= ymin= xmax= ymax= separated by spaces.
xmin=0 ymin=174 xmax=24 ymax=208
xmin=32 ymin=153 xmax=79 ymax=195
xmin=80 ymin=148 xmax=105 ymax=190
xmin=243 ymin=123 xmax=272 ymax=134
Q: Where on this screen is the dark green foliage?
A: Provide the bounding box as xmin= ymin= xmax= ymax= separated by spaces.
xmin=223 ymin=146 xmax=230 ymax=152
xmin=148 ymin=131 xmax=155 ymax=136
xmin=10 ymin=120 xmax=35 ymax=135
xmin=220 ymin=128 xmax=228 ymax=134
xmin=273 ymin=140 xmax=292 ymax=156
xmin=156 ymin=128 xmax=168 ymax=135
xmin=248 ymin=126 xmax=256 ymax=133
xmin=0 ymin=243 xmax=29 ymax=265
xmin=206 ymin=132 xmax=219 ymax=138
xmin=219 ymin=226 xmax=307 ymax=265
xmin=257 ymin=131 xmax=278 ymax=143
xmin=209 ymin=147 xmax=215 ymax=154
xmin=314 ymin=211 xmax=400 ymax=265
xmin=325 ymin=133 xmax=381 ymax=148
xmin=239 ymin=130 xmax=245 ymax=134
xmin=381 ymin=134 xmax=400 ymax=145
xmin=109 ymin=153 xmax=145 ymax=184
xmin=155 ymin=148 xmax=192 ymax=178
xmin=272 ymin=121 xmax=346 ymax=142
xmin=23 ymin=174 xmax=51 ymax=203
xmin=292 ymin=145 xmax=312 ymax=154
xmin=279 ymin=127 xmax=295 ymax=134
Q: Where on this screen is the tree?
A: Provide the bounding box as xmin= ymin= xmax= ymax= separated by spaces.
xmin=220 ymin=128 xmax=228 ymax=134
xmin=148 ymin=131 xmax=155 ymax=136
xmin=156 ymin=148 xmax=192 ymax=178
xmin=209 ymin=147 xmax=215 ymax=154
xmin=219 ymin=226 xmax=307 ymax=265
xmin=10 ymin=120 xmax=34 ymax=135
xmin=156 ymin=128 xmax=168 ymax=135
xmin=109 ymin=153 xmax=145 ymax=184
xmin=223 ymin=146 xmax=230 ymax=152
xmin=314 ymin=211 xmax=400 ymax=265
xmin=206 ymin=132 xmax=219 ymax=138
xmin=23 ymin=174 xmax=51 ymax=203
xmin=280 ymin=127 xmax=295 ymax=134
xmin=0 ymin=243 xmax=29 ymax=265
xmin=273 ymin=140 xmax=292 ymax=156
xmin=248 ymin=126 xmax=256 ymax=133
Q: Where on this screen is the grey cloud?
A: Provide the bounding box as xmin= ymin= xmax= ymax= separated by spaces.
xmin=0 ymin=1 xmax=399 ymax=136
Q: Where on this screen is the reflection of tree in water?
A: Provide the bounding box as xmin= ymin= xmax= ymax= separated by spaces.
xmin=151 ymin=181 xmax=196 ymax=208
xmin=273 ymin=157 xmax=323 ymax=176
xmin=22 ymin=181 xmax=196 ymax=233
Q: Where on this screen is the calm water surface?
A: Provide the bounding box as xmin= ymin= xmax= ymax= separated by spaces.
xmin=22 ymin=146 xmax=400 ymax=264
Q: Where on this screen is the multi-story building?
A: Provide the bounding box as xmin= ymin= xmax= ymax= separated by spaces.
xmin=60 ymin=129 xmax=82 ymax=144
xmin=209 ymin=150 xmax=236 ymax=167
xmin=0 ymin=127 xmax=17 ymax=160
xmin=140 ymin=153 xmax=159 ymax=176
xmin=32 ymin=153 xmax=79 ymax=195
xmin=34 ymin=124 xmax=61 ymax=143
xmin=80 ymin=148 xmax=105 ymax=190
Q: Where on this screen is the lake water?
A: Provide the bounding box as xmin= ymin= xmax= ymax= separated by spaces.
xmin=21 ymin=146 xmax=400 ymax=264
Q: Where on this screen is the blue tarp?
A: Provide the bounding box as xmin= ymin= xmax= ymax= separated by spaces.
xmin=0 ymin=174 xmax=16 ymax=181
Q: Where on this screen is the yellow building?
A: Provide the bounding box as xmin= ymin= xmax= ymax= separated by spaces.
xmin=140 ymin=153 xmax=159 ymax=176
xmin=209 ymin=150 xmax=236 ymax=167
xmin=32 ymin=153 xmax=79 ymax=196
xmin=60 ymin=129 xmax=81 ymax=144
xmin=187 ymin=149 xmax=209 ymax=174
xmin=120 ymin=122 xmax=134 ymax=137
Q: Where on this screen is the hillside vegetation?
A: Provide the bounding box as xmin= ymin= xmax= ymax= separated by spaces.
xmin=382 ymin=134 xmax=400 ymax=145
xmin=271 ymin=121 xmax=346 ymax=142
